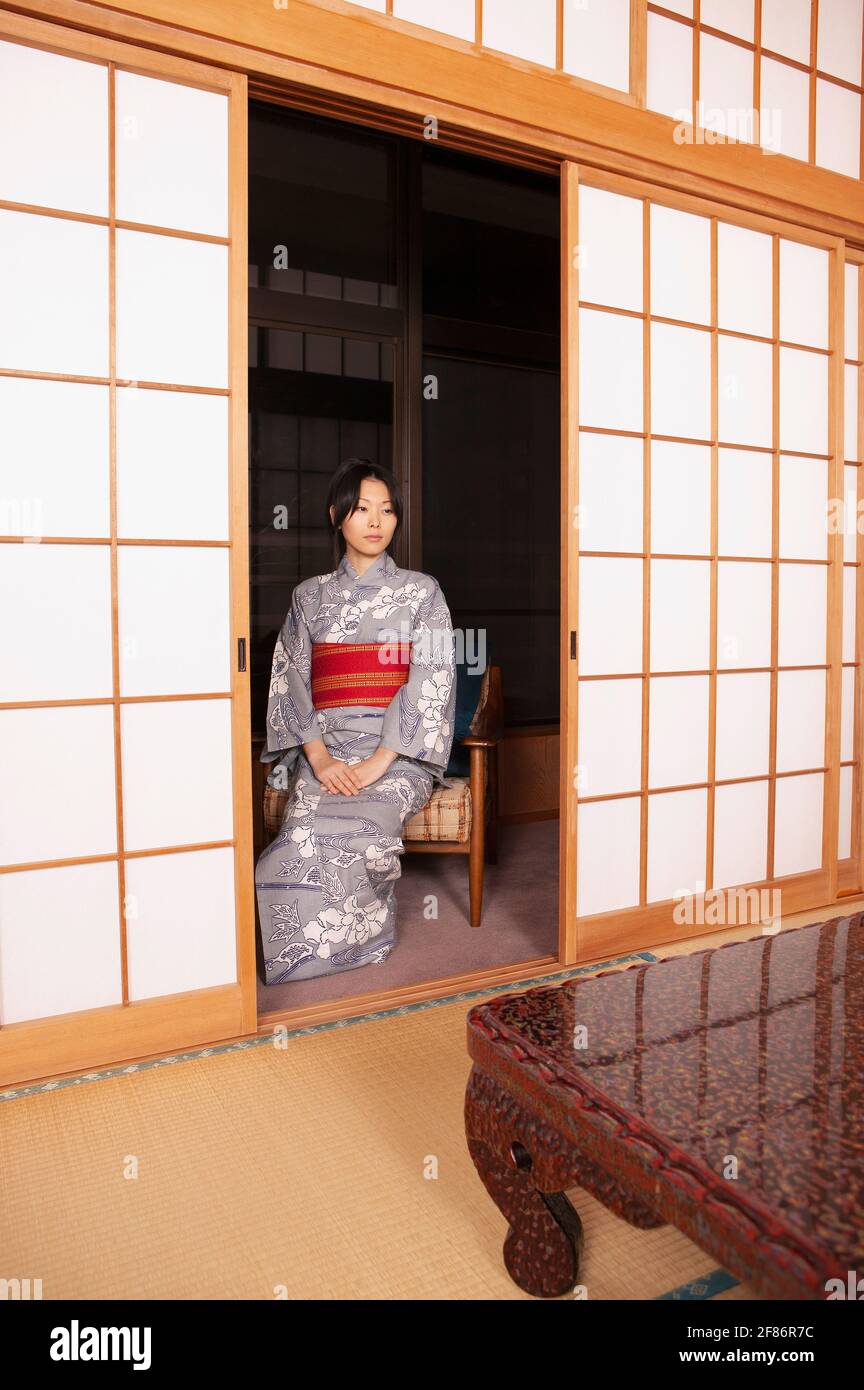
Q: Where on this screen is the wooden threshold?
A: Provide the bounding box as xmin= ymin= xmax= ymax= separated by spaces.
xmin=4 ymin=955 xmax=560 ymax=1089
xmin=255 ymin=953 xmax=564 ymax=1033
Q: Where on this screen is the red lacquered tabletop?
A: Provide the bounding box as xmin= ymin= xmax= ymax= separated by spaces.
xmin=466 ymin=913 xmax=864 ymax=1297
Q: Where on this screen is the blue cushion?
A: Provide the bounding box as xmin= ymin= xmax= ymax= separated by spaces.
xmin=446 ymin=659 xmax=487 ymax=777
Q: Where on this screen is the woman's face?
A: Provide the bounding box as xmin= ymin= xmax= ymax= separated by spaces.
xmin=331 ymin=476 xmax=397 ymax=559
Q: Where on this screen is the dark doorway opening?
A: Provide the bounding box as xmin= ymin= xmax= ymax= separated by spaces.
xmin=248 ymin=99 xmax=561 ymax=1013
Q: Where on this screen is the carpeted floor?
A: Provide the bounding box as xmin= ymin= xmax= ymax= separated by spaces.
xmin=257 ymin=818 xmax=561 ymax=1013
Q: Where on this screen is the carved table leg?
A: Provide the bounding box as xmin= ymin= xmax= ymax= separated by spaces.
xmin=465 ymin=1063 xmax=664 ymax=1298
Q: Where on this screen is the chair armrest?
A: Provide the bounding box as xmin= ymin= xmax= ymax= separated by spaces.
xmin=468 ymin=665 xmax=504 ymax=743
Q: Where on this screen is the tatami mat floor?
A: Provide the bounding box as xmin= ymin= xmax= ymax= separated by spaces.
xmin=3 ymin=899 xmax=858 ymax=1300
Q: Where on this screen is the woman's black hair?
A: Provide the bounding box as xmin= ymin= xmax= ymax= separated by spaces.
xmin=327 ymin=457 xmax=403 ymax=565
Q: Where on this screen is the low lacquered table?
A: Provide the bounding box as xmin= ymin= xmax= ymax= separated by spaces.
xmin=465 ymin=914 xmax=864 ymax=1299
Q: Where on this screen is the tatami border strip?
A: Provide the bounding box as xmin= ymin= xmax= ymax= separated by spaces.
xmin=0 ymin=952 xmax=659 ymax=1102
xmin=656 ymin=1268 xmax=742 ymax=1299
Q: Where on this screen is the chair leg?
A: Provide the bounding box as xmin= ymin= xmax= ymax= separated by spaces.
xmin=469 ymin=746 xmax=486 ymax=927
xmin=485 ymin=745 xmax=499 ymax=864
xmin=469 ymin=840 xmax=484 ymax=928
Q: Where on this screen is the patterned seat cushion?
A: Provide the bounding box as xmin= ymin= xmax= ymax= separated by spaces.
xmin=263 ymin=783 xmax=292 ymax=841
xmin=403 ymin=776 xmax=470 ymax=843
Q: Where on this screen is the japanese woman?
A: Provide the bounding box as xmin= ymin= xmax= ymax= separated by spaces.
xmin=255 ymin=457 xmax=457 ymax=984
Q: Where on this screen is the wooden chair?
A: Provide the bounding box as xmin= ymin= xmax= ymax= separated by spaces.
xmin=257 ymin=664 xmax=503 ymax=928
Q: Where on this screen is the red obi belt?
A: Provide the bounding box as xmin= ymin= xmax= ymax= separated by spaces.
xmin=311 ymin=641 xmax=412 ymax=710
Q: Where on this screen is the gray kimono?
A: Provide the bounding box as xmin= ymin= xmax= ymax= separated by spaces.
xmin=255 ymin=548 xmax=457 ymax=984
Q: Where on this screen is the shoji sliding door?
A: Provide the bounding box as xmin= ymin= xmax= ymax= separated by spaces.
xmin=561 ymin=162 xmax=846 ymax=962
xmin=0 ymin=17 xmax=251 ymax=1086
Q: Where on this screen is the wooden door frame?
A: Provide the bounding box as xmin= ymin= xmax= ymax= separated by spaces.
xmin=10 ymin=0 xmax=864 ymax=236
xmin=840 ymin=246 xmax=864 ymax=896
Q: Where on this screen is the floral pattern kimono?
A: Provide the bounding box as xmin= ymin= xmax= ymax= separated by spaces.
xmin=256 ymin=548 xmax=457 ymax=984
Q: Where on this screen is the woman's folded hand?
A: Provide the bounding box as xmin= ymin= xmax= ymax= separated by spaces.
xmin=309 ymin=745 xmax=398 ymax=794
xmin=348 ymin=747 xmax=398 ymax=790
xmin=314 ymin=755 xmax=364 ymax=796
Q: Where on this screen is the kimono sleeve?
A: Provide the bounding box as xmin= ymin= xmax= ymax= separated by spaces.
xmin=379 ymin=575 xmax=457 ymax=787
xmin=259 ymin=583 xmax=323 ymax=775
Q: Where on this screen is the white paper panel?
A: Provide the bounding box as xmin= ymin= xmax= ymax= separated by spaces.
xmin=563 ymin=0 xmax=630 ymax=90
xmin=650 ymin=559 xmax=710 ymax=671
xmin=0 ymin=706 xmax=116 ymax=866
xmin=578 ymin=556 xmax=643 ymax=674
xmin=845 ymin=263 xmax=860 ymax=361
xmin=0 ymin=543 xmax=113 ymax=701
xmin=647 ymin=13 xmax=694 ymax=122
xmin=838 ymin=763 xmax=853 ymax=859
xmin=650 ymin=441 xmax=711 ymax=555
xmin=843 ymin=465 xmax=859 ymax=563
xmin=115 ymin=229 xmax=228 ymax=387
xmin=761 ymin=0 xmax=812 ymax=63
xmin=779 ymin=456 xmax=828 ymax=561
xmin=717 ymin=222 xmax=773 ymax=338
xmin=651 ymin=323 xmax=711 ymax=440
xmin=118 ymin=545 xmax=231 ymax=696
xmin=116 ymin=388 xmax=230 ymax=540
xmin=779 ymin=347 xmax=829 ymax=455
xmin=647 ymin=787 xmax=707 ymax=903
xmin=717 ymin=561 xmax=772 ymax=668
xmin=718 ymin=448 xmax=772 ymax=557
xmin=817 ymin=0 xmax=864 ymax=84
xmin=699 ymin=33 xmax=754 ymax=141
xmin=115 ymin=72 xmax=228 ymax=236
xmin=845 ymin=364 xmax=860 ymax=461
xmin=844 ymin=564 xmax=857 ymax=661
xmin=713 ymin=780 xmax=769 ymax=889
xmin=773 ymin=773 xmax=823 ymax=876
xmin=715 ymin=672 xmax=771 ymax=778
xmin=701 ymin=0 xmax=754 ymax=41
xmin=815 ymin=79 xmax=861 ymax=179
xmin=648 ymin=675 xmax=709 ymax=787
xmin=779 ymin=241 xmax=829 ymax=349
xmin=718 ymin=335 xmax=773 ymax=447
xmin=579 ymin=308 xmax=643 ymax=431
xmin=0 ymin=862 xmax=121 ymax=1024
xmin=576 ymin=795 xmax=641 ymax=916
xmin=482 ymin=0 xmax=556 ymax=67
xmin=778 ymin=563 xmax=828 ymax=666
xmin=661 ymin=0 xmax=693 ymax=14
xmin=0 ymin=41 xmax=108 ymax=215
xmin=0 ymin=378 xmax=110 ymax=539
xmin=394 ymin=0 xmax=475 ymax=42
xmin=577 ymin=185 xmax=643 ymax=311
xmin=650 ymin=204 xmax=711 ymax=325
xmin=122 ymin=698 xmax=234 ymax=851
xmin=577 ymin=678 xmax=642 ymax=797
xmin=577 ymin=431 xmax=643 ymax=552
xmin=349 ymin=0 xmax=386 ymax=8
xmin=776 ymin=669 xmax=827 ymax=772
xmin=841 ymin=664 xmax=855 ymax=762
xmin=759 ymin=56 xmax=810 ymax=161
xmin=125 ymin=847 xmax=237 ymax=1000
xmin=0 ymin=210 xmax=108 ymax=376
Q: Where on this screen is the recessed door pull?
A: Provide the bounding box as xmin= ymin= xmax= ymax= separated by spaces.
xmin=570 ymin=630 xmax=577 ymax=660
xmin=238 ymin=637 xmax=247 ymax=672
